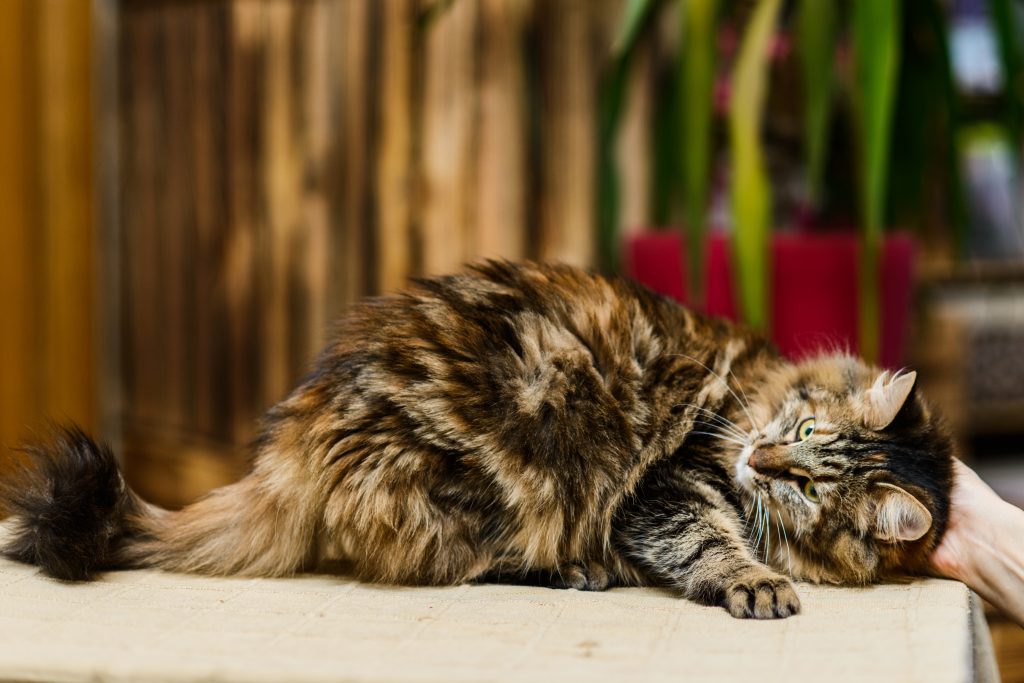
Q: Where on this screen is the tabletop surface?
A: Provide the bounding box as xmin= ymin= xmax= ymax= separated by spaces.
xmin=0 ymin=548 xmax=989 ymax=683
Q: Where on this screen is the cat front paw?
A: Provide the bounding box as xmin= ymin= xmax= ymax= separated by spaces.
xmin=722 ymin=568 xmax=801 ymax=619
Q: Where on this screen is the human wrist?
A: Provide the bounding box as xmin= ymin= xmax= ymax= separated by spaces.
xmin=932 ymin=461 xmax=1024 ymax=626
xmin=947 ymin=499 xmax=1011 ymax=578
xmin=955 ymin=499 xmax=1024 ymax=624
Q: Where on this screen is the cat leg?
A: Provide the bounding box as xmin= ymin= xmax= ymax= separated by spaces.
xmin=548 ymin=562 xmax=611 ymax=591
xmin=615 ymin=487 xmax=800 ymax=619
xmin=482 ymin=562 xmax=611 ymax=591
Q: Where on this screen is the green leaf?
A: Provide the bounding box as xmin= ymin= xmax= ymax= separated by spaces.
xmin=797 ymin=0 xmax=838 ymax=209
xmin=729 ymin=0 xmax=782 ymax=331
xmin=852 ymin=0 xmax=901 ymax=364
xmin=417 ymin=0 xmax=457 ymax=28
xmin=651 ymin=59 xmax=682 ymax=226
xmin=925 ymin=0 xmax=967 ymax=257
xmin=597 ymin=60 xmax=630 ymax=273
xmin=597 ymin=0 xmax=664 ymax=272
xmin=614 ymin=0 xmax=660 ymax=58
xmin=988 ymin=0 xmax=1023 ymax=149
xmin=680 ymin=0 xmax=718 ymax=308
xmin=887 ymin=0 xmax=967 ymax=256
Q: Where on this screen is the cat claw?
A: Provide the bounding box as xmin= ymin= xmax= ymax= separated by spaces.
xmin=722 ymin=568 xmax=801 ymax=619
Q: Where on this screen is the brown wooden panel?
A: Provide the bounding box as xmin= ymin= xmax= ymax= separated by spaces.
xmin=419 ymin=0 xmax=478 ymax=275
xmin=375 ymin=0 xmax=416 ymax=293
xmin=536 ymin=1 xmax=598 ymax=267
xmin=0 ymin=0 xmax=96 ymax=483
xmin=475 ymin=0 xmax=528 ymax=261
xmin=989 ymin=614 xmax=1024 ymax=683
xmin=105 ymin=0 xmax=638 ymax=504
xmin=224 ymin=0 xmax=265 ymax=445
xmin=38 ymin=0 xmax=96 ymax=434
xmin=0 ymin=0 xmax=39 ymax=466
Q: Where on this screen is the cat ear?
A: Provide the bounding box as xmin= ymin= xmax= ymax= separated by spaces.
xmin=863 ymin=370 xmax=917 ymax=430
xmin=872 ymin=482 xmax=932 ymax=543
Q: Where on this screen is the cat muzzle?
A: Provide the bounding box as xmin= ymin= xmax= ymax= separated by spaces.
xmin=747 ymin=446 xmax=789 ymax=477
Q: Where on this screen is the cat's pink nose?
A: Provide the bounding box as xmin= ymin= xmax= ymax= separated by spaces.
xmin=747 ymin=450 xmax=761 ymax=469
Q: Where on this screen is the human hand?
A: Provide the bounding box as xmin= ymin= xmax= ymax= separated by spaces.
xmin=931 ymin=459 xmax=1024 ymax=627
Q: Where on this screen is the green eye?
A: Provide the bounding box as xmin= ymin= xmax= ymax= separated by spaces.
xmin=797 ymin=417 xmax=816 ymax=441
xmin=802 ymin=479 xmax=820 ymax=503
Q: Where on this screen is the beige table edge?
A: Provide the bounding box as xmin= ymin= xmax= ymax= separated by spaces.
xmin=0 ymin=546 xmax=995 ymax=683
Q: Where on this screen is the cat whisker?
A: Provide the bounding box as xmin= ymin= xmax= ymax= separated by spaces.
xmin=674 ymin=403 xmax=750 ymax=441
xmin=753 ymin=495 xmax=765 ymax=553
xmin=763 ymin=503 xmax=771 ymax=563
xmin=694 ymin=419 xmax=748 ymax=443
xmin=745 ymin=498 xmax=759 ymax=543
xmin=724 ymin=364 xmax=760 ymax=436
xmin=695 ymin=418 xmax=749 ymax=444
xmin=688 ymin=403 xmax=745 ymax=430
xmin=686 ymin=431 xmax=747 ymax=447
xmin=777 ymin=510 xmax=793 ymax=576
xmin=667 ymin=353 xmax=761 ymax=433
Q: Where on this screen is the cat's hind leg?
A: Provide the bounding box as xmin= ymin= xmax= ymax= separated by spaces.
xmin=483 ymin=562 xmax=612 ymax=591
xmin=548 ymin=562 xmax=611 ymax=591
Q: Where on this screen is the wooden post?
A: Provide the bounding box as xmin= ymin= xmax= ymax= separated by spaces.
xmin=419 ymin=0 xmax=478 ymax=275
xmin=0 ymin=0 xmax=39 ymax=464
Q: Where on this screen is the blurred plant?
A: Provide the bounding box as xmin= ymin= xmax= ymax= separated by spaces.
xmin=729 ymin=0 xmax=780 ymax=331
xmin=598 ymin=0 xmax=664 ymax=274
xmin=988 ymin=0 xmax=1023 ymax=149
xmin=681 ymin=0 xmax=719 ymax=308
xmin=888 ymin=0 xmax=965 ymax=256
xmin=599 ymin=0 xmax=721 ymax=308
xmin=599 ymin=0 xmax=982 ymax=363
xmin=796 ymin=0 xmax=837 ymax=210
xmin=852 ymin=0 xmax=901 ymax=363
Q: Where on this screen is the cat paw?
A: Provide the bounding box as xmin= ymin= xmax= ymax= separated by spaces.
xmin=552 ymin=563 xmax=611 ymax=591
xmin=722 ymin=569 xmax=800 ymax=619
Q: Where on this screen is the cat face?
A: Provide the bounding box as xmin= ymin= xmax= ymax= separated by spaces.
xmin=733 ymin=355 xmax=954 ymax=584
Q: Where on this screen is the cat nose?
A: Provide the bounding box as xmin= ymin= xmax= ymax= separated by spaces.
xmin=748 ymin=446 xmax=785 ymax=475
xmin=747 ymin=449 xmax=762 ymax=469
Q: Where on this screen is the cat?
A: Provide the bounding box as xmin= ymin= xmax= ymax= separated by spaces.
xmin=1 ymin=261 xmax=954 ymax=619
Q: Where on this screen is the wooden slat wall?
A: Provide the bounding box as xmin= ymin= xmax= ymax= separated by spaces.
xmin=476 ymin=0 xmax=528 ymax=260
xmin=0 ymin=0 xmax=38 ymax=466
xmin=375 ymin=0 xmax=416 ymax=293
xmin=0 ymin=0 xmax=95 ymax=481
xmin=617 ymin=40 xmax=655 ymax=235
xmin=105 ymin=0 xmax=654 ymax=505
xmin=0 ymin=0 xmax=662 ymax=504
xmin=537 ymin=1 xmax=599 ymax=266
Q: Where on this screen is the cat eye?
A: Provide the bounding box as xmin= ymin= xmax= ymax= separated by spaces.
xmin=802 ymin=479 xmax=820 ymax=503
xmin=796 ymin=417 xmax=816 ymax=441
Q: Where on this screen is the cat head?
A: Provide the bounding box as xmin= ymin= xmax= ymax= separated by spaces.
xmin=733 ymin=354 xmax=954 ymax=584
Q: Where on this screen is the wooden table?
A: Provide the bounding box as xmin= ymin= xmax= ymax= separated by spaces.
xmin=0 ymin=548 xmax=997 ymax=683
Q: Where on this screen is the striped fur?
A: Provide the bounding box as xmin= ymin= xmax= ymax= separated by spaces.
xmin=1 ymin=262 xmax=954 ymax=619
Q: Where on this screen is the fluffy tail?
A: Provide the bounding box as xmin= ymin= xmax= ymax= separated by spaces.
xmin=1 ymin=426 xmax=319 ymax=581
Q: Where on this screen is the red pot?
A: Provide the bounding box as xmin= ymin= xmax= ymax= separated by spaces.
xmin=623 ymin=231 xmax=914 ymax=369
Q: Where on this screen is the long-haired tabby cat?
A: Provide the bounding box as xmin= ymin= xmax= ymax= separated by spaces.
xmin=2 ymin=262 xmax=954 ymax=619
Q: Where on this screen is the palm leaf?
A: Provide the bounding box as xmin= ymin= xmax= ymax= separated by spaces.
xmin=614 ymin=0 xmax=660 ymax=55
xmin=597 ymin=0 xmax=663 ymax=272
xmin=729 ymin=0 xmax=782 ymax=331
xmin=852 ymin=0 xmax=901 ymax=363
xmin=680 ymin=0 xmax=718 ymax=307
xmin=797 ymin=0 xmax=838 ymax=210
xmin=988 ymin=0 xmax=1022 ymax=149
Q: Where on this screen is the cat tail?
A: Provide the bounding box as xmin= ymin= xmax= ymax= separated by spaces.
xmin=1 ymin=425 xmax=319 ymax=581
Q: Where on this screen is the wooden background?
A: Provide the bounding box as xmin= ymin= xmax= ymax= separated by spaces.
xmin=0 ymin=0 xmax=96 ymax=486
xmin=0 ymin=0 xmax=663 ymax=506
